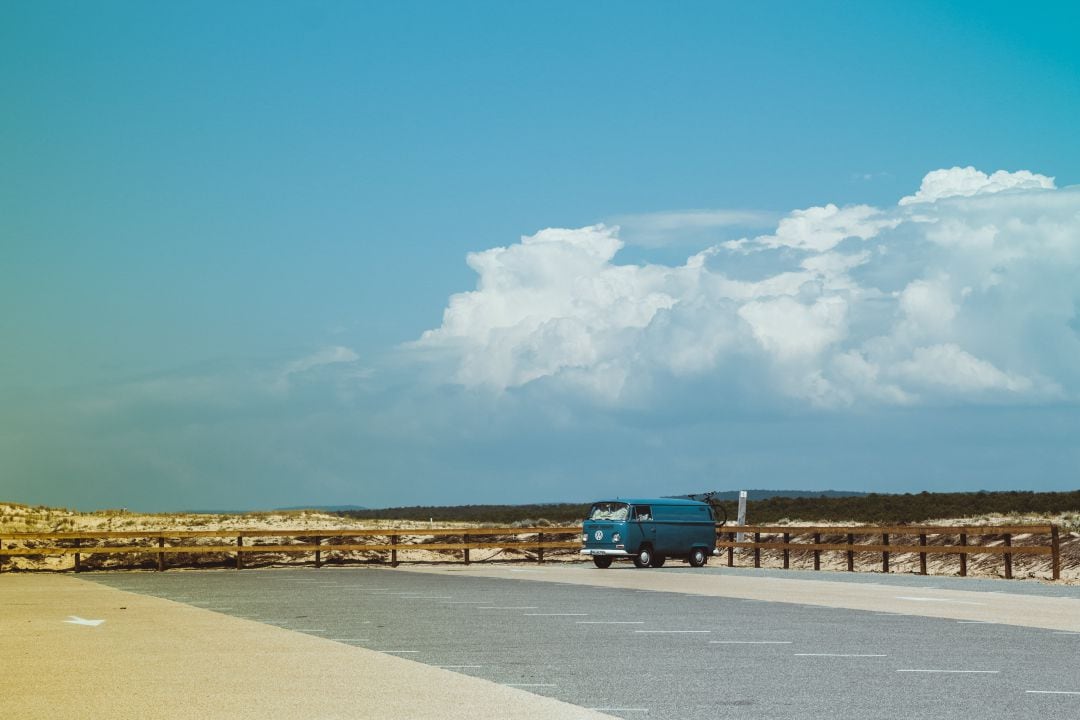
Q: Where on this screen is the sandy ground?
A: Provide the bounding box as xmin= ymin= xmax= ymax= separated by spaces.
xmin=2 ymin=503 xmax=1077 ymax=582
xmin=0 ymin=573 xmax=618 ymax=720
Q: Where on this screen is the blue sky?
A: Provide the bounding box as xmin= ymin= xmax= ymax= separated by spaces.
xmin=2 ymin=2 xmax=1078 ymax=511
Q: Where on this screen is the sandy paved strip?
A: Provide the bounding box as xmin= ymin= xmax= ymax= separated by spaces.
xmin=405 ymin=564 xmax=1080 ymax=632
xmin=0 ymin=575 xmax=618 ymax=720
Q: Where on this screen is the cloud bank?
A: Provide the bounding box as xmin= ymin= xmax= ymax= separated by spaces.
xmin=415 ymin=167 xmax=1078 ymax=410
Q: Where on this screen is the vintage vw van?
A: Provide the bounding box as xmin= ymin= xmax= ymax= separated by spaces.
xmin=580 ymin=498 xmax=718 ymax=569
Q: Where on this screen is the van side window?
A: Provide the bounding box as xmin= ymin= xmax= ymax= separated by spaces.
xmin=633 ymin=505 xmax=652 ymax=521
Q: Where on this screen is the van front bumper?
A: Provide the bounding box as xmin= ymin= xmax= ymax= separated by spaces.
xmin=580 ymin=548 xmax=633 ymax=557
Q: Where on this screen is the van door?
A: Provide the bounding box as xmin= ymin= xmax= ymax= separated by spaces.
xmin=632 ymin=505 xmax=655 ymax=550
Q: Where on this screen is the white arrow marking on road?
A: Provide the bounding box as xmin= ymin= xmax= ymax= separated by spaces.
xmin=64 ymin=616 xmax=105 ymax=627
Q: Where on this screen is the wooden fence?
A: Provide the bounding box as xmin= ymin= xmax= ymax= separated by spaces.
xmin=0 ymin=523 xmax=1062 ymax=580
xmin=717 ymin=524 xmax=1061 ymax=581
xmin=0 ymin=527 xmax=582 ymax=572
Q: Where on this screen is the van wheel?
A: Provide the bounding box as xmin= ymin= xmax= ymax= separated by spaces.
xmin=633 ymin=546 xmax=654 ymax=568
xmin=688 ymin=547 xmax=707 ymax=567
xmin=650 ymin=554 xmax=666 ymax=568
xmin=592 ymin=556 xmax=613 ymax=569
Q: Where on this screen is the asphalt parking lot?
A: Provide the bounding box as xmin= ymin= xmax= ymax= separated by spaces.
xmin=87 ymin=565 xmax=1080 ymax=720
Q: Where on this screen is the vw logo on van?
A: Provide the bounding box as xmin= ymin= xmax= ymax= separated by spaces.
xmin=593 ymin=530 xmax=603 ymax=541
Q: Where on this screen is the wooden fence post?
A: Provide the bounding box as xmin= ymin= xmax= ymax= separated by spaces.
xmin=0 ymin=535 xmax=4 ymax=573
xmin=782 ymin=532 xmax=790 ymax=569
xmin=959 ymin=533 xmax=967 ymax=577
xmin=236 ymin=535 xmax=243 ymax=570
xmin=314 ymin=536 xmax=322 ymax=568
xmin=1003 ymin=533 xmax=1012 ymax=580
xmin=538 ymin=532 xmax=545 ymax=563
xmin=157 ymin=536 xmax=165 ymax=572
xmin=846 ymin=533 xmax=855 ymax=572
xmin=813 ymin=533 xmax=821 ymax=571
xmin=1051 ymin=525 xmax=1061 ymax=581
xmin=390 ymin=534 xmax=398 ymax=567
xmin=74 ymin=538 xmax=82 ymax=573
xmin=727 ymin=531 xmax=734 ymax=567
xmin=919 ymin=533 xmax=927 ymax=575
xmin=882 ymin=533 xmax=890 ymax=574
xmin=753 ymin=532 xmax=761 ymax=569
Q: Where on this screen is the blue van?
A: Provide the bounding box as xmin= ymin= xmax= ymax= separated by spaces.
xmin=580 ymin=498 xmax=719 ymax=568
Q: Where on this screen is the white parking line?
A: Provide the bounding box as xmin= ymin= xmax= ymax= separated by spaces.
xmin=710 ymin=641 xmax=792 ymax=644
xmin=477 ymin=606 xmax=539 ymax=610
xmin=897 ymin=669 xmax=999 ymax=674
xmin=524 ymin=613 xmax=589 ymax=616
xmin=590 ymin=708 xmax=649 ymax=713
xmin=895 ymin=596 xmax=986 ymax=606
xmin=795 ymin=653 xmax=887 ymax=658
xmin=441 ymin=601 xmax=487 ymax=604
xmin=1026 ymin=690 xmax=1080 ymax=695
xmin=577 ymin=621 xmax=644 ymax=624
xmin=634 ymin=630 xmax=711 ymax=634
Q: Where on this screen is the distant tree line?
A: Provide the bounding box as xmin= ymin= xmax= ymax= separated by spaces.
xmin=339 ymin=490 xmax=1080 ymax=526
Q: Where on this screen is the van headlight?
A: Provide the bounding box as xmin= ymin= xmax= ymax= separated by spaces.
xmin=612 ymin=533 xmax=621 ymax=543
xmin=582 ymin=533 xmax=588 ymax=543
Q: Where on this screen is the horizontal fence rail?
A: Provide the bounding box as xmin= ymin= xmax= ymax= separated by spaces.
xmin=716 ymin=524 xmax=1061 ymax=581
xmin=0 ymin=527 xmax=583 ymax=573
xmin=0 ymin=523 xmax=1062 ymax=580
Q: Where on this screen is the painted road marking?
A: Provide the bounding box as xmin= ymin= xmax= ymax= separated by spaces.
xmin=477 ymin=606 xmax=539 ymax=610
xmin=589 ymin=709 xmax=649 ymax=714
xmin=710 ymin=641 xmax=792 ymax=644
xmin=795 ymin=653 xmax=887 ymax=658
xmin=64 ymin=616 xmax=105 ymax=627
xmin=440 ymin=601 xmax=487 ymax=604
xmin=895 ymin=596 xmax=986 ymax=606
xmin=1026 ymin=690 xmax=1080 ymax=695
xmin=524 ymin=613 xmax=589 ymax=617
xmin=897 ymin=669 xmax=999 ymax=674
xmin=1052 ymin=632 xmax=1080 ymax=636
xmin=577 ymin=621 xmax=644 ymax=624
xmin=634 ymin=630 xmax=711 ymax=634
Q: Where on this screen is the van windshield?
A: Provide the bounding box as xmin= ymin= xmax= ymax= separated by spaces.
xmin=588 ymin=502 xmax=629 ymax=521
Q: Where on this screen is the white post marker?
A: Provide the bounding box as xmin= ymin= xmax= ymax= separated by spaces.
xmin=64 ymin=616 xmax=105 ymax=627
xmin=736 ymin=490 xmax=748 ymax=543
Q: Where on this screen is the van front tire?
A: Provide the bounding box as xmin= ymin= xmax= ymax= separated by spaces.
xmin=633 ymin=546 xmax=654 ymax=568
xmin=688 ymin=547 xmax=707 ymax=567
xmin=592 ymin=556 xmax=613 ymax=569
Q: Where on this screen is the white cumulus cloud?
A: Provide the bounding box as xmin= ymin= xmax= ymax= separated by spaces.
xmin=413 ymin=168 xmax=1080 ymax=409
xmin=899 ymin=166 xmax=1055 ymax=205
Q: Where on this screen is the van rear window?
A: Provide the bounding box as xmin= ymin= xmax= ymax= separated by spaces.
xmin=588 ymin=502 xmax=629 ymax=521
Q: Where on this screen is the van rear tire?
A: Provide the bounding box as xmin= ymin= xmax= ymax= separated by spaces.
xmin=633 ymin=547 xmax=654 ymax=568
xmin=592 ymin=556 xmax=613 ymax=569
xmin=650 ymin=554 xmax=666 ymax=568
xmin=688 ymin=547 xmax=707 ymax=567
